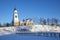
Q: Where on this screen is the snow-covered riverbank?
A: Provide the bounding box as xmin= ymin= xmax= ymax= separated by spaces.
xmin=0 ymin=25 xmax=60 ymax=36
xmin=30 ymin=25 xmax=60 ymax=32
xmin=0 ymin=27 xmax=16 ymax=36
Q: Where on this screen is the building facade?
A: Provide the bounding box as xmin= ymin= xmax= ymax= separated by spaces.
xmin=19 ymin=19 xmax=33 ymax=26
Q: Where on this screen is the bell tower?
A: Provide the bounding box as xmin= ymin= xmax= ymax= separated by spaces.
xmin=12 ymin=8 xmax=19 ymax=26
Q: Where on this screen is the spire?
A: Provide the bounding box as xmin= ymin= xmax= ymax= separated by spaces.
xmin=14 ymin=8 xmax=17 ymax=10
xmin=14 ymin=7 xmax=17 ymax=12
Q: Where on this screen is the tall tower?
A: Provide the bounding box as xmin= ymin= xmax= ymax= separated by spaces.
xmin=12 ymin=8 xmax=19 ymax=26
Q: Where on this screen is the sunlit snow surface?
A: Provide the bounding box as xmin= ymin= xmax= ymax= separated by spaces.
xmin=0 ymin=27 xmax=16 ymax=36
xmin=0 ymin=30 xmax=15 ymax=36
xmin=0 ymin=25 xmax=60 ymax=36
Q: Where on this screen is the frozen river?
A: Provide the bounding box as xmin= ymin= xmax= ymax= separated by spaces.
xmin=0 ymin=34 xmax=60 ymax=40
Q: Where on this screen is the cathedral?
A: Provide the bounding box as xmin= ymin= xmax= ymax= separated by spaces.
xmin=12 ymin=8 xmax=33 ymax=26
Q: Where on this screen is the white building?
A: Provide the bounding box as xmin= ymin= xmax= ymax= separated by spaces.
xmin=12 ymin=8 xmax=33 ymax=26
xmin=12 ymin=8 xmax=19 ymax=26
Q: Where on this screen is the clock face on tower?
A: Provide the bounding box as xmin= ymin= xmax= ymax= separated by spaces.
xmin=15 ymin=16 xmax=17 ymax=18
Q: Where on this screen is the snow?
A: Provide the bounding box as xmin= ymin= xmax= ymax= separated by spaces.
xmin=0 ymin=25 xmax=60 ymax=36
xmin=29 ymin=25 xmax=60 ymax=32
xmin=0 ymin=27 xmax=16 ymax=36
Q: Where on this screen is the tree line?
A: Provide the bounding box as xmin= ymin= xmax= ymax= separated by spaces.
xmin=0 ymin=18 xmax=60 ymax=27
xmin=40 ymin=18 xmax=60 ymax=26
xmin=0 ymin=23 xmax=12 ymax=27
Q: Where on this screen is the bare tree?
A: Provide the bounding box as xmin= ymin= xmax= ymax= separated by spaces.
xmin=51 ymin=18 xmax=58 ymax=26
xmin=47 ymin=18 xmax=50 ymax=25
xmin=51 ymin=18 xmax=54 ymax=26
xmin=53 ymin=18 xmax=58 ymax=26
xmin=40 ymin=18 xmax=46 ymax=25
xmin=43 ymin=19 xmax=46 ymax=25
xmin=6 ymin=23 xmax=10 ymax=27
xmin=0 ymin=23 xmax=1 ymax=27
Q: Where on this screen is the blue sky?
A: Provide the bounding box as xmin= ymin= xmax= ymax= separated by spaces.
xmin=0 ymin=0 xmax=60 ymax=24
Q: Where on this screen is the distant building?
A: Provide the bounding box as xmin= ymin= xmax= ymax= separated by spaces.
xmin=25 ymin=19 xmax=33 ymax=25
xmin=19 ymin=19 xmax=33 ymax=26
xmin=12 ymin=8 xmax=33 ymax=26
